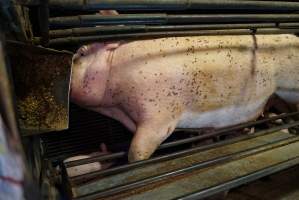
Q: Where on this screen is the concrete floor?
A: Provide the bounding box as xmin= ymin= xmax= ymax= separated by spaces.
xmin=226 ymin=165 xmax=299 ymax=200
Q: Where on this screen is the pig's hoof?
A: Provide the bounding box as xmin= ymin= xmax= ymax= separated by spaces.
xmin=128 ymin=150 xmax=148 ymax=162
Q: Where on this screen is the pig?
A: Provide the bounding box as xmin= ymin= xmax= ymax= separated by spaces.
xmin=70 ymin=34 xmax=299 ymax=162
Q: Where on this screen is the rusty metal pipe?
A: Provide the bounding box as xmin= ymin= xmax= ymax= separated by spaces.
xmin=47 ymin=28 xmax=299 ymax=46
xmin=49 ymin=14 xmax=299 ymax=28
xmin=49 ymin=23 xmax=278 ymax=38
xmin=48 ymin=0 xmax=299 ymax=11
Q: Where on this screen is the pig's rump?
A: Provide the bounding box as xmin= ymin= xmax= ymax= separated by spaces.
xmin=72 ymin=34 xmax=299 ymax=161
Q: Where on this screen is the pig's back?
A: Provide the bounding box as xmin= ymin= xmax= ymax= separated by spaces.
xmin=110 ymin=35 xmax=299 ymax=128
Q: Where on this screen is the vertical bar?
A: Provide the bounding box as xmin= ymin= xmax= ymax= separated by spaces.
xmin=38 ymin=0 xmax=49 ymax=44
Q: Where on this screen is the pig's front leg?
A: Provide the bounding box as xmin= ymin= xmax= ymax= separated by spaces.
xmin=128 ymin=114 xmax=180 ymax=162
xmin=92 ymin=107 xmax=137 ymax=133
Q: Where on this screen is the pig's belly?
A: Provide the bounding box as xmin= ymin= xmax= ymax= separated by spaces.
xmin=177 ymin=98 xmax=267 ymax=128
xmin=276 ymin=89 xmax=299 ymax=104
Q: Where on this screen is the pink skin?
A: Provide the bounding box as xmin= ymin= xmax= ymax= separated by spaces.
xmin=71 ymin=42 xmax=187 ymax=162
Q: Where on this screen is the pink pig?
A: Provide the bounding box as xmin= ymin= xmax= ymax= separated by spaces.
xmin=70 ymin=34 xmax=299 ymax=162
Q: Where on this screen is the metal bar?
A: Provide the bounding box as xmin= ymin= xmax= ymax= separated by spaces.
xmin=71 ymin=131 xmax=292 ymax=197
xmin=48 ymin=28 xmax=299 ymax=46
xmin=73 ymin=137 xmax=299 ymax=199
xmin=48 ymin=0 xmax=299 ymax=11
xmin=42 ymin=132 xmax=129 ymax=146
xmin=44 ymin=139 xmax=112 ymax=151
xmin=18 ymin=0 xmax=41 ymax=6
xmin=49 ymin=14 xmax=167 ymax=28
xmin=68 ymin=120 xmax=299 ymax=183
xmin=49 ymin=14 xmax=299 ymax=28
xmin=279 ymin=22 xmax=299 ymax=28
xmin=177 ymin=156 xmax=299 ymax=200
xmin=163 ymin=114 xmax=298 ymax=149
xmin=49 ymin=23 xmax=278 ymax=38
xmin=167 ymin=14 xmax=299 ymax=24
xmin=65 ymin=112 xmax=299 ymax=167
xmin=66 ymin=130 xmax=274 ymax=175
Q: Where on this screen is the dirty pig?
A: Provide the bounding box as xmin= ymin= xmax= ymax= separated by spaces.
xmin=70 ymin=34 xmax=299 ymax=162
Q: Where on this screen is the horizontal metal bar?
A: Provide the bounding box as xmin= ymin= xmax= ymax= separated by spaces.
xmin=49 ymin=14 xmax=299 ymax=28
xmin=44 ymin=144 xmax=110 ymax=157
xmin=67 ymin=131 xmax=277 ymax=181
xmin=65 ymin=112 xmax=299 ymax=167
xmin=42 ymin=131 xmax=118 ymax=145
xmin=50 ymin=23 xmax=278 ymax=38
xmin=18 ymin=0 xmax=41 ymax=6
xmin=71 ymin=131 xmax=292 ymax=197
xmin=69 ymin=120 xmax=299 ymax=183
xmin=48 ymin=28 xmax=299 ymax=46
xmin=177 ymin=156 xmax=299 ymax=200
xmin=161 ymin=112 xmax=299 ymax=148
xmin=73 ymin=137 xmax=299 ymax=199
xmin=279 ymin=22 xmax=299 ymax=28
xmin=49 ymin=14 xmax=167 ymax=28
xmin=168 ymin=14 xmax=299 ymax=24
xmin=44 ymin=139 xmax=110 ymax=151
xmin=48 ymin=0 xmax=299 ymax=11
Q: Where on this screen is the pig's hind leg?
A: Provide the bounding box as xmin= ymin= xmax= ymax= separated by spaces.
xmin=93 ymin=107 xmax=137 ymax=132
xmin=128 ymin=113 xmax=181 ymax=162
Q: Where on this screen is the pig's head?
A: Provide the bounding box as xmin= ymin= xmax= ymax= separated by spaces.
xmin=70 ymin=42 xmax=119 ymax=107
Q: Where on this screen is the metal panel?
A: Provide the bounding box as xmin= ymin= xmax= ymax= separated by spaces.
xmin=6 ymin=41 xmax=73 ymax=135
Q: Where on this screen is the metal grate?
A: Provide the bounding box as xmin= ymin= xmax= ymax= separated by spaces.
xmin=41 ymin=103 xmax=132 ymax=161
xmin=16 ymin=1 xmax=299 ymax=47
xmin=59 ymin=111 xmax=299 ymax=200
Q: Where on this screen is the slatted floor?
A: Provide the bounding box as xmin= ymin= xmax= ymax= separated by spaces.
xmin=56 ymin=112 xmax=299 ymax=200
xmin=227 ymin=165 xmax=299 ymax=200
